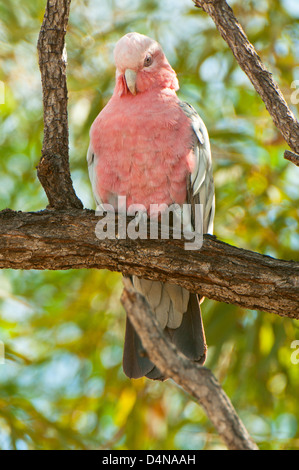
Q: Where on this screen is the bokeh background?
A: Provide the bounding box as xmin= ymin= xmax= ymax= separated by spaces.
xmin=0 ymin=0 xmax=299 ymax=450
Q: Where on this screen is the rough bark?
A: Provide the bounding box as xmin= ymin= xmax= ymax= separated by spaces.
xmin=37 ymin=0 xmax=83 ymax=209
xmin=121 ymin=278 xmax=259 ymax=450
xmin=284 ymin=150 xmax=299 ymax=167
xmin=0 ymin=209 xmax=298 ymax=319
xmin=194 ymin=0 xmax=299 ymax=159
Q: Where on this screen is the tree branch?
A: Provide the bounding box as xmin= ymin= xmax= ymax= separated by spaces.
xmin=284 ymin=150 xmax=299 ymax=167
xmin=121 ymin=278 xmax=259 ymax=450
xmin=193 ymin=0 xmax=299 ymax=159
xmin=37 ymin=0 xmax=83 ymax=209
xmin=0 ymin=209 xmax=298 ymax=319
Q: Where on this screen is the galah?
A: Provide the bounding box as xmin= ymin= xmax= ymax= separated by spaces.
xmin=87 ymin=32 xmax=215 ymax=380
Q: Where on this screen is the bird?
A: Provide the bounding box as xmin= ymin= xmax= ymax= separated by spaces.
xmin=87 ymin=32 xmax=215 ymax=380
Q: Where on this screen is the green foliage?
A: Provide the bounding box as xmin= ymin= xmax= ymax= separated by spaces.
xmin=0 ymin=0 xmax=299 ymax=450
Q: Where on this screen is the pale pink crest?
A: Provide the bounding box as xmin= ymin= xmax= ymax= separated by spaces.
xmin=114 ymin=32 xmax=160 ymax=72
xmin=113 ymin=32 xmax=179 ymax=95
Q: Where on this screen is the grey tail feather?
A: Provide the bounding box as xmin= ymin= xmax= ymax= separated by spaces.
xmin=122 ymin=293 xmax=207 ymax=381
xmin=122 ymin=315 xmax=156 ymax=379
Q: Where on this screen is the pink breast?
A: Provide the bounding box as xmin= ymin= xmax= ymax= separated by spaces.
xmin=90 ymin=90 xmax=195 ymax=212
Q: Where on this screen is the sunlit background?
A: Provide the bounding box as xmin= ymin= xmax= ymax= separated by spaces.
xmin=0 ymin=0 xmax=299 ymax=450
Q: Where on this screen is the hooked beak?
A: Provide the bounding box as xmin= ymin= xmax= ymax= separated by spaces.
xmin=124 ymin=69 xmax=137 ymax=95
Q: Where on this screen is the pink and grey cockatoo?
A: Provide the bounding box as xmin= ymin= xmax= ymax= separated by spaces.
xmin=87 ymin=32 xmax=215 ymax=380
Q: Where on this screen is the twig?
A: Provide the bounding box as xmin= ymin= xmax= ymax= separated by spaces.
xmin=284 ymin=150 xmax=299 ymax=167
xmin=37 ymin=0 xmax=83 ymax=209
xmin=193 ymin=0 xmax=299 ymax=159
xmin=121 ymin=278 xmax=259 ymax=450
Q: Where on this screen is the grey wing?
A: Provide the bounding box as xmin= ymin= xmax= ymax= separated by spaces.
xmin=87 ymin=142 xmax=102 ymax=206
xmin=179 ymin=101 xmax=215 ymax=235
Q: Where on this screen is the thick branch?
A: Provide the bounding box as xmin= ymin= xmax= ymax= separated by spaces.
xmin=194 ymin=0 xmax=299 ymax=157
xmin=0 ymin=209 xmax=298 ymax=318
xmin=37 ymin=0 xmax=82 ymax=209
xmin=121 ymin=278 xmax=258 ymax=450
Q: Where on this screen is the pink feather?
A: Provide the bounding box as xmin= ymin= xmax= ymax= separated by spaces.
xmin=90 ymin=32 xmax=195 ymax=212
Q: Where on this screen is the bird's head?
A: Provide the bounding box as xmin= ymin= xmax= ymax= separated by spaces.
xmin=113 ymin=32 xmax=179 ymax=96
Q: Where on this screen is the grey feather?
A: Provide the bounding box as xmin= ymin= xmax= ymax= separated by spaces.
xmin=87 ymin=143 xmax=102 ymax=206
xmin=148 ymin=280 xmax=170 ymax=329
xmin=167 ymin=303 xmax=183 ymax=329
xmin=179 ymin=100 xmax=215 ymax=235
xmin=164 ymin=283 xmax=188 ymax=313
xmin=171 ymin=293 xmax=207 ymax=363
xmin=123 ymin=314 xmax=156 ymax=379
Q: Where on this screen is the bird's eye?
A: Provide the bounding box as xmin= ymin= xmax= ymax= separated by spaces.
xmin=144 ymin=54 xmax=153 ymax=67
